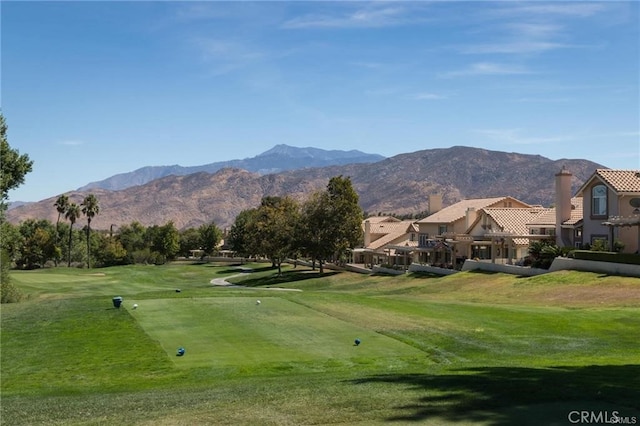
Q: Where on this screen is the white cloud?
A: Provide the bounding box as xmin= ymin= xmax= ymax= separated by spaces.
xmin=59 ymin=140 xmax=84 ymax=146
xmin=491 ymin=3 xmax=609 ymax=19
xmin=442 ymin=62 xmax=532 ymax=78
xmin=281 ymin=4 xmax=426 ymax=29
xmin=458 ymin=41 xmax=572 ymax=55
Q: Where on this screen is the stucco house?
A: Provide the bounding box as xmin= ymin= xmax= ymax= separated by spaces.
xmin=353 ymin=216 xmax=419 ymax=267
xmin=465 ymin=206 xmax=551 ymax=263
xmin=570 ymin=169 xmax=640 ymax=253
xmin=414 ymin=195 xmax=532 ymax=266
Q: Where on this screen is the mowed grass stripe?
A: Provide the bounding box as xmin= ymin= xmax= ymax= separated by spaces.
xmin=128 ymin=297 xmax=425 ymax=369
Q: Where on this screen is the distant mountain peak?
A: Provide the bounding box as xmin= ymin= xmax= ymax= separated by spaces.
xmin=76 ymin=144 xmax=385 ymax=192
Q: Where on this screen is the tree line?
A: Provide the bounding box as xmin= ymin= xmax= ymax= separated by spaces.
xmin=1 ymin=175 xmax=363 ymax=274
xmin=227 ymin=175 xmax=363 ymax=275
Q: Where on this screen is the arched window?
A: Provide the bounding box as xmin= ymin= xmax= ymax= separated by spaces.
xmin=591 ymin=184 xmax=607 ymax=216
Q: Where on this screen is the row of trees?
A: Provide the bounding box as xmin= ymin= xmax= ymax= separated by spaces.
xmin=227 ymin=176 xmax=363 ymax=275
xmin=2 ymin=217 xmax=223 ymax=270
xmin=53 ymin=193 xmax=100 ymax=267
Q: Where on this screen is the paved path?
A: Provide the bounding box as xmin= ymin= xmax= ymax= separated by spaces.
xmin=210 ymin=267 xmax=302 ymax=292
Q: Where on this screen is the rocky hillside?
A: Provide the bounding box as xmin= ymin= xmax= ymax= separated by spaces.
xmin=6 ymin=146 xmax=603 ymax=231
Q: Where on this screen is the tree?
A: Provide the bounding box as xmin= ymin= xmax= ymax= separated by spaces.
xmin=228 ymin=208 xmax=259 ymax=257
xmin=94 ymin=232 xmax=127 ymax=267
xmin=16 ymin=219 xmax=56 ymax=269
xmin=148 ymin=222 xmax=180 ymax=263
xmin=325 ymin=176 xmax=363 ymax=262
xmin=247 ymin=196 xmax=300 ymax=276
xmin=53 ymin=194 xmax=70 ymax=265
xmin=198 ymin=221 xmax=222 ymax=256
xmin=299 ymin=176 xmax=363 ymax=273
xmin=299 ymin=190 xmax=331 ymax=272
xmin=1 ymin=113 xmax=31 ymax=302
xmin=0 ymin=114 xmax=33 ymax=213
xmin=179 ymin=228 xmax=201 ymax=258
xmin=81 ymin=194 xmax=100 ymax=268
xmin=118 ymin=221 xmax=147 ymax=257
xmin=65 ymin=203 xmax=81 ymax=267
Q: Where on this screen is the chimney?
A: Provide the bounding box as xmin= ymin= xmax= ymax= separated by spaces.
xmin=465 ymin=207 xmax=476 ymax=231
xmin=364 ymin=220 xmax=371 ymax=247
xmin=429 ymin=194 xmax=442 ymax=214
xmin=555 ymin=167 xmax=572 ymax=246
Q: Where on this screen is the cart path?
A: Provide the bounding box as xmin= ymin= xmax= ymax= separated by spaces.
xmin=210 ymin=267 xmax=302 ymax=292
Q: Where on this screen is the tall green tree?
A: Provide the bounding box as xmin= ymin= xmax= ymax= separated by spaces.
xmin=65 ymin=203 xmax=81 ymax=267
xmin=299 ymin=176 xmax=363 ymax=273
xmin=53 ymin=194 xmax=69 ymax=265
xmin=148 ymin=222 xmax=180 ymax=262
xmin=0 ymin=113 xmax=33 ymax=214
xmin=228 ymin=208 xmax=258 ymax=257
xmin=198 ymin=221 xmax=222 ymax=256
xmin=179 ymin=228 xmax=201 ymax=258
xmin=247 ymin=196 xmax=300 ymax=276
xmin=325 ymin=175 xmax=363 ymax=263
xmin=81 ymin=194 xmax=100 ymax=268
xmin=0 ymin=113 xmax=32 ymax=302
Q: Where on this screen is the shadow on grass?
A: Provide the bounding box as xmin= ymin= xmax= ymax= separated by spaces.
xmin=235 ymin=269 xmax=339 ymax=288
xmin=349 ymin=365 xmax=640 ymax=425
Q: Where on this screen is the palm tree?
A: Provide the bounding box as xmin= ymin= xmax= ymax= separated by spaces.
xmin=53 ymin=194 xmax=69 ymax=266
xmin=81 ymin=194 xmax=100 ymax=269
xmin=65 ymin=203 xmax=81 ymax=267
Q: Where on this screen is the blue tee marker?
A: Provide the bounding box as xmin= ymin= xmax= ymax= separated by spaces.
xmin=177 ymin=347 xmax=185 ymax=356
xmin=354 ymin=338 xmax=361 ymax=346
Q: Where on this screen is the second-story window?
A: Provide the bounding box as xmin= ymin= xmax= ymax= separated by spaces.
xmin=438 ymin=225 xmax=447 ymax=235
xmin=592 ymin=184 xmax=607 ymax=216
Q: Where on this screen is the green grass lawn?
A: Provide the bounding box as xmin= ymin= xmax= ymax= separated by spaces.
xmin=2 ymin=263 xmax=639 ymax=425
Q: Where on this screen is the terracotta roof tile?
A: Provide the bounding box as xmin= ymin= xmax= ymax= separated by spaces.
xmin=417 ymin=197 xmax=526 ymax=224
xmin=483 ymin=208 xmax=549 ymax=236
xmin=364 ymin=220 xmax=417 ymax=250
xmin=526 ymin=198 xmax=583 ymax=226
xmin=594 ymin=169 xmax=640 ymax=193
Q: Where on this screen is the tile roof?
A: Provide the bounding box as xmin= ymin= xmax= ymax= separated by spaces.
xmin=526 ymin=197 xmax=583 ymax=227
xmin=364 ymin=220 xmax=418 ymax=250
xmin=364 ymin=216 xmax=402 ymax=224
xmin=482 ymin=208 xmax=549 ymax=235
xmin=417 ymin=197 xmax=530 ymax=224
xmin=595 ymin=169 xmax=640 ymax=193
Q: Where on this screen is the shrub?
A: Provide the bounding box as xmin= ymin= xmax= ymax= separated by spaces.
xmin=1 ymin=249 xmax=23 ymax=303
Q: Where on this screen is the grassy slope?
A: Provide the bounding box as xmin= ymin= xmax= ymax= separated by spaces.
xmin=1 ymin=263 xmax=639 ymax=425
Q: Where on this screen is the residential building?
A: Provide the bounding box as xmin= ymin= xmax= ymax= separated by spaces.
xmin=572 ymin=169 xmax=640 ymax=253
xmin=415 ymin=196 xmax=532 ymax=266
xmin=353 ymin=216 xmax=419 ymax=267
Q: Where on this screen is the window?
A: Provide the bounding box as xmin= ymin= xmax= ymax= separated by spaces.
xmin=591 ymin=184 xmax=607 ymax=216
xmin=438 ymin=225 xmax=447 ymax=235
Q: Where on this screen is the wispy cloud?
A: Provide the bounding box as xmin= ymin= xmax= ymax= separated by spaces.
xmin=456 ymin=4 xmax=611 ymax=56
xmin=282 ymin=4 xmax=426 ymax=29
xmin=59 ymin=140 xmax=84 ymax=146
xmin=474 ymin=128 xmax=572 ymax=145
xmin=516 ymin=97 xmax=572 ymax=103
xmin=442 ymin=62 xmax=532 ymax=78
xmin=458 ymin=41 xmax=573 ymax=55
xmin=495 ymin=3 xmax=609 ymax=19
xmin=405 ymin=92 xmax=447 ymax=100
xmin=191 ymin=37 xmax=294 ymax=76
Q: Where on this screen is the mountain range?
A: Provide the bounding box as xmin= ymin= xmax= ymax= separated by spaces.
xmin=78 ymin=144 xmax=385 ymax=192
xmin=6 ymin=145 xmax=603 ymax=231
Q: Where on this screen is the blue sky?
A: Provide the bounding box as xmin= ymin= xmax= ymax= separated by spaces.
xmin=3 ymin=1 xmax=639 ymax=202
